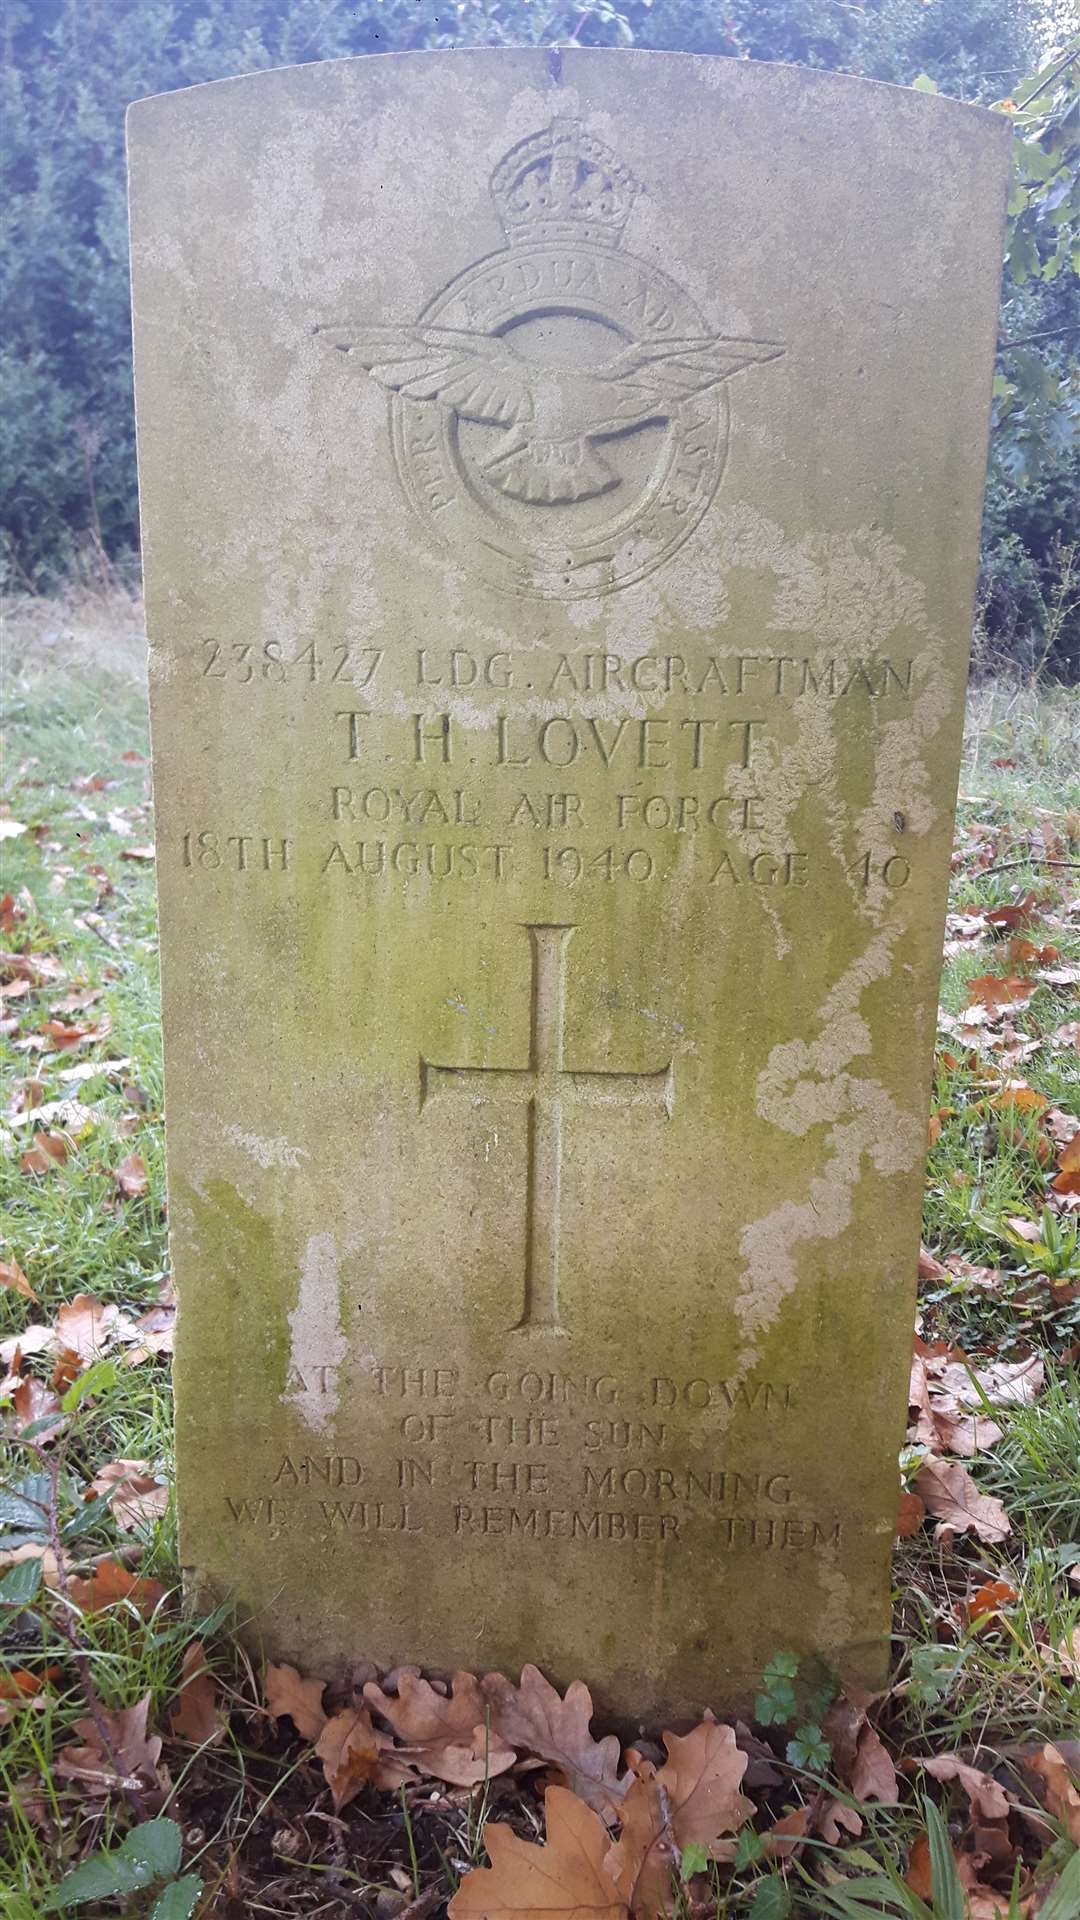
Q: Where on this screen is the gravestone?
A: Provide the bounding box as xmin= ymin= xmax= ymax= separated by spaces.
xmin=128 ymin=49 xmax=1010 ymax=1719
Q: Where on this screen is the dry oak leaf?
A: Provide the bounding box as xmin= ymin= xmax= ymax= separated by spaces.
xmin=88 ymin=1459 xmax=168 ymax=1531
xmin=1026 ymin=1744 xmax=1080 ymax=1845
xmin=606 ymin=1721 xmax=752 ymax=1917
xmin=8 ymin=1376 xmax=64 ymax=1441
xmin=991 ymin=1084 xmax=1049 ymax=1117
xmin=68 ymin=1555 xmax=166 ymax=1617
xmin=482 ymin=1665 xmax=629 ymax=1818
xmin=20 ymin=1130 xmax=70 ymax=1174
xmin=315 ymin=1706 xmax=392 ymax=1812
xmin=54 ymin=1292 xmax=139 ymax=1365
xmin=913 ymin=1457 xmax=1010 ymax=1544
xmin=962 ymin=1355 xmax=1044 ymax=1409
xmin=897 ymin=1488 xmax=926 ymax=1537
xmin=56 ymin=1693 xmax=163 ymax=1797
xmin=1053 ymin=1131 xmax=1080 ymax=1196
xmin=113 ymin=1151 xmax=148 ymax=1198
xmin=823 ymin=1692 xmax=898 ymax=1807
xmin=264 ymin=1660 xmax=328 ymax=1742
xmin=364 ymin=1669 xmax=516 ymax=1787
xmin=0 ymin=1259 xmax=37 ymax=1303
xmin=170 ymin=1639 xmax=224 ymax=1745
xmin=967 ymin=975 xmax=1035 ymax=1016
xmin=920 ymin=1754 xmax=1010 ymax=1824
xmin=0 ymin=1665 xmax=60 ymax=1700
xmin=450 ymin=1785 xmax=628 ymax=1920
xmin=909 ymin=1351 xmax=1003 ymax=1458
xmin=653 ymin=1719 xmax=753 ymax=1851
xmin=966 ymin=1579 xmax=1019 ymax=1626
xmin=121 ymin=1282 xmax=176 ymax=1365
xmin=813 ymin=1797 xmax=863 ymax=1846
xmin=850 ymin=1724 xmax=898 ymax=1805
xmin=908 ymin=1832 xmax=1031 ymax=1920
xmin=761 ymin=1806 xmax=812 ymax=1860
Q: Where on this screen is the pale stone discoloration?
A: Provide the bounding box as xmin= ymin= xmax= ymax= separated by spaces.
xmin=286 ymin=1233 xmax=347 ymax=1434
xmin=738 ymin=927 xmax=923 ymax=1367
xmin=130 ymin=49 xmax=1009 ymax=1720
xmin=224 ymin=1126 xmax=309 ymax=1171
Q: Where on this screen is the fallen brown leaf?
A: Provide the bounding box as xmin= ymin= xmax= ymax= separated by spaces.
xmin=762 ymin=1806 xmax=811 ymax=1859
xmin=51 ymin=986 xmax=105 ymax=1016
xmin=920 ymin=1753 xmax=1010 ymax=1823
xmin=823 ymin=1692 xmax=898 ymax=1807
xmin=113 ymin=1151 xmax=148 ymax=1198
xmin=897 ymin=1489 xmax=926 ymax=1537
xmin=812 ymin=1796 xmax=864 ymax=1846
xmin=68 ymin=1556 xmax=166 ymax=1617
xmin=50 ymin=1346 xmax=81 ymax=1393
xmin=1026 ymin=1744 xmax=1080 ymax=1844
xmin=909 ymin=1346 xmax=1004 ymax=1458
xmin=914 ymin=1457 xmax=1011 ymax=1544
xmin=170 ymin=1640 xmax=224 ymax=1745
xmin=1052 ymin=1131 xmax=1080 ymax=1196
xmin=851 ymin=1723 xmax=898 ymax=1805
xmin=992 ymin=1084 xmax=1049 ymax=1117
xmin=121 ymin=1289 xmax=176 ymax=1366
xmin=606 ymin=1720 xmax=752 ymax=1916
xmin=88 ymin=1459 xmax=169 ymax=1531
xmin=315 ymin=1707 xmax=390 ymax=1811
xmin=54 ymin=1293 xmax=137 ymax=1364
xmin=8 ymin=1376 xmax=64 ymax=1441
xmin=0 ymin=947 xmax=62 ymax=984
xmin=19 ymin=1131 xmax=70 ymax=1175
xmin=0 ymin=1259 xmax=37 ymax=1303
xmin=967 ymin=974 xmax=1035 ymax=1015
xmin=966 ymin=1579 xmax=1018 ymax=1626
xmin=40 ymin=1018 xmax=106 ymax=1051
xmin=264 ymin=1661 xmax=328 ymax=1742
xmin=56 ymin=1693 xmax=163 ymax=1797
xmin=482 ymin=1664 xmax=629 ymax=1817
xmin=450 ymin=1785 xmax=627 ymax=1920
xmin=365 ymin=1669 xmax=516 ymax=1787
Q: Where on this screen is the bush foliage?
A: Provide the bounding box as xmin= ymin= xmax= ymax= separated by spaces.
xmin=2 ymin=0 xmax=1077 ymax=673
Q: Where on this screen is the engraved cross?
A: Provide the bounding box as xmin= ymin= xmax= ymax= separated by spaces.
xmin=421 ymin=924 xmax=673 ymax=1333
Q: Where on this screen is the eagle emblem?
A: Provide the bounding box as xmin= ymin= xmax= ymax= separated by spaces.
xmin=317 ymin=119 xmax=783 ymax=599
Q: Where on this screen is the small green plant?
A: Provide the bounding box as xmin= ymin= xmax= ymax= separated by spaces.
xmin=754 ymin=1650 xmax=835 ymax=1771
xmin=745 ymin=1873 xmax=792 ymax=1918
xmin=42 ymin=1817 xmax=201 ymax=1917
xmin=753 ymin=1651 xmax=799 ymax=1726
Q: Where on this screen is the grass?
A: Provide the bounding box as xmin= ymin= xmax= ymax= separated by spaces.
xmin=1 ymin=591 xmax=1079 ymax=1917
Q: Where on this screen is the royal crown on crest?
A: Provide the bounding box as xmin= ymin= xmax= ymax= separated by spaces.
xmin=490 ymin=119 xmax=640 ymax=249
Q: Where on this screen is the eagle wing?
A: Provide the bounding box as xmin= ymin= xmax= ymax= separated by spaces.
xmin=315 ymin=322 xmax=535 ymax=428
xmin=583 ymin=334 xmax=785 ymax=435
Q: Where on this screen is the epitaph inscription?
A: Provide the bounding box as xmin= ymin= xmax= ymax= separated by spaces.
xmin=130 ymin=48 xmax=1010 ymax=1718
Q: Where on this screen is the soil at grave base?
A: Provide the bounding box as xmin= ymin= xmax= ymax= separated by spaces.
xmin=174 ymin=1720 xmax=540 ymax=1919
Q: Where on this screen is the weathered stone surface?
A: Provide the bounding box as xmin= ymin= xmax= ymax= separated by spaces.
xmin=129 ymin=49 xmax=1010 ymax=1719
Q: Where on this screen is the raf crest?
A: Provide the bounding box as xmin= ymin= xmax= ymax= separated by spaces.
xmin=316 ymin=120 xmax=783 ymax=599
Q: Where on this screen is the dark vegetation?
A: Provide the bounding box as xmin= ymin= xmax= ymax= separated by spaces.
xmin=1 ymin=0 xmax=1078 ymax=675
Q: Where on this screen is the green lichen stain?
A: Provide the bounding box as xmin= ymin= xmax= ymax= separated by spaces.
xmin=174 ymin=1177 xmax=293 ymax=1574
